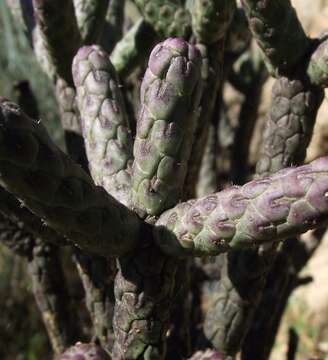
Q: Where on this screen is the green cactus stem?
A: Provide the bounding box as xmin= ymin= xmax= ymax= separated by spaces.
xmin=241 ymin=0 xmax=309 ymax=75
xmin=28 ymin=240 xmax=77 ymax=354
xmin=156 ymin=156 xmax=328 ymax=257
xmin=132 ymin=38 xmax=202 ymax=217
xmin=132 ymin=0 xmax=191 ymax=38
xmin=307 ymin=36 xmax=328 ymax=88
xmin=75 ymin=252 xmax=116 ymax=350
xmin=32 ymin=0 xmax=81 ymax=84
xmin=0 ymin=98 xmax=141 ymax=257
xmin=73 ymin=45 xmax=133 ymax=206
xmin=100 ymin=0 xmax=125 ymax=54
xmin=191 ymin=0 xmax=236 ymax=45
xmin=204 ymin=76 xmax=324 ymax=355
xmin=256 ymin=78 xmax=324 ymax=176
xmin=110 ymin=19 xmax=158 ymax=79
xmin=73 ymin=0 xmax=110 ymax=45
xmin=241 ymin=229 xmax=324 ymax=360
xmin=229 ymin=47 xmax=268 ymax=184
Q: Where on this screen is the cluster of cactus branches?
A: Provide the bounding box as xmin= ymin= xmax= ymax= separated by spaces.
xmin=1 ymin=1 xmax=328 ymax=359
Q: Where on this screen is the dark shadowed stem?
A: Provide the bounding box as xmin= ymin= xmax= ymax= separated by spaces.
xmin=75 ymin=251 xmax=117 ymax=351
xmin=100 ymin=0 xmax=125 ymax=54
xmin=287 ymin=328 xmax=299 ymax=360
xmin=28 ymin=239 xmax=78 ymax=354
xmin=241 ymin=228 xmax=325 ymax=360
xmin=229 ymin=48 xmax=267 ymax=185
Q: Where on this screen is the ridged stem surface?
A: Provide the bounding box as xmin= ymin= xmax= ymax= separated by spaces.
xmin=241 ymin=0 xmax=309 ymax=75
xmin=73 ymin=0 xmax=110 ymax=44
xmin=0 ymin=98 xmax=141 ymax=257
xmin=113 ymin=38 xmax=202 ymax=359
xmin=156 ymin=156 xmax=328 ymax=257
xmin=32 ymin=0 xmax=81 ymax=84
xmin=132 ymin=38 xmax=202 ymax=217
xmin=110 ymin=19 xmax=158 ymax=79
xmin=203 ymin=76 xmax=324 ymax=355
xmin=28 ymin=240 xmax=76 ymax=354
xmin=133 ymin=0 xmax=191 ymax=38
xmin=100 ymin=0 xmax=125 ymax=54
xmin=73 ymin=45 xmax=133 ymax=206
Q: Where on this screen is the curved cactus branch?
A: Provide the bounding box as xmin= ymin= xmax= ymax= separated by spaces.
xmin=110 ymin=19 xmax=158 ymax=79
xmin=156 ymin=156 xmax=328 ymax=257
xmin=203 ymin=76 xmax=324 ymax=355
xmin=73 ymin=45 xmax=133 ymax=206
xmin=0 ymin=98 xmax=141 ymax=257
xmin=240 ymin=0 xmax=309 ymax=75
xmin=132 ymin=0 xmax=191 ymax=38
xmin=73 ymin=0 xmax=110 ymax=45
xmin=132 ymin=38 xmax=202 ymax=217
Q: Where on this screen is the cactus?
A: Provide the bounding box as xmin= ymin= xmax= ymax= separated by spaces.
xmin=2 ymin=1 xmax=328 ymax=359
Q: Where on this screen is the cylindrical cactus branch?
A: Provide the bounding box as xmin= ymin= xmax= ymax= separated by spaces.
xmin=204 ymin=75 xmax=324 ymax=355
xmin=307 ymin=36 xmax=328 ymax=88
xmin=256 ymin=78 xmax=324 ymax=176
xmin=132 ymin=0 xmax=191 ymax=38
xmin=5 ymin=0 xmax=35 ymax=42
xmin=110 ymin=19 xmax=158 ymax=79
xmin=75 ymin=252 xmax=116 ymax=350
xmin=0 ymin=216 xmax=78 ymax=354
xmin=131 ymin=38 xmax=202 ymax=217
xmin=229 ymin=48 xmax=267 ymax=184
xmin=73 ymin=0 xmax=110 ymax=45
xmin=185 ymin=0 xmax=236 ymax=199
xmin=73 ymin=45 xmax=133 ymax=207
xmin=191 ymin=0 xmax=236 ymax=45
xmin=242 ymin=229 xmax=324 ymax=360
xmin=155 ymin=156 xmax=328 ymax=257
xmin=58 ymin=342 xmax=112 ymax=359
xmin=113 ymin=38 xmax=202 ymax=360
xmin=100 ymin=0 xmax=125 ymax=54
xmin=240 ymin=0 xmax=309 ymax=75
xmin=0 ymin=98 xmax=141 ymax=257
xmin=28 ymin=240 xmax=77 ymax=354
xmin=32 ymin=0 xmax=81 ymax=84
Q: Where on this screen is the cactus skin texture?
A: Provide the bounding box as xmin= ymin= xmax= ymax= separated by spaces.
xmin=73 ymin=45 xmax=133 ymax=206
xmin=0 ymin=98 xmax=141 ymax=257
xmin=112 ymin=239 xmax=178 ymax=360
xmin=58 ymin=342 xmax=111 ymax=360
xmin=110 ymin=19 xmax=158 ymax=78
xmin=191 ymin=0 xmax=236 ymax=44
xmin=32 ymin=0 xmax=81 ymax=84
xmin=73 ymin=0 xmax=109 ymax=44
xmin=204 ymin=76 xmax=324 ymax=355
xmin=256 ymin=77 xmax=324 ymax=176
xmin=133 ymin=0 xmax=191 ymax=38
xmin=132 ymin=38 xmax=202 ymax=217
xmin=156 ymin=157 xmax=328 ymax=257
xmin=241 ymin=0 xmax=309 ymax=75
xmin=307 ymin=37 xmax=328 ymax=88
xmin=113 ymin=38 xmax=202 ymax=360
